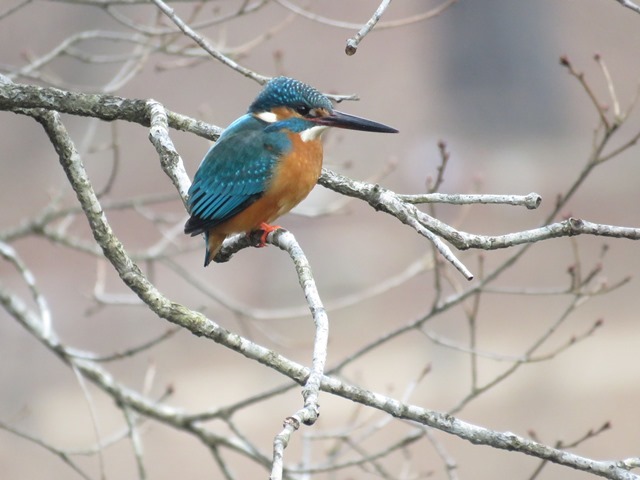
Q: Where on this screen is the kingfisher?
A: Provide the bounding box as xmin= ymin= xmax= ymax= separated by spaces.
xmin=184 ymin=77 xmax=398 ymax=266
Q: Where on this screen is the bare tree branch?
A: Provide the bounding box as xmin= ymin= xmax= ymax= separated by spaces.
xmin=3 ymin=277 xmax=637 ymax=480
xmin=0 ymin=78 xmax=221 ymax=139
xmin=274 ymin=0 xmax=457 ymax=30
xmin=150 ymin=0 xmax=268 ymax=83
xmin=613 ymin=0 xmax=640 ymax=14
xmin=345 ymin=0 xmax=393 ymax=56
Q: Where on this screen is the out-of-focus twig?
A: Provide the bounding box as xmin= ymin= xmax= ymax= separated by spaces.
xmin=150 ymin=0 xmax=268 ymax=83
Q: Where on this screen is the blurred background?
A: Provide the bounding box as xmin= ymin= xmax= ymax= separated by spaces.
xmin=1 ymin=1 xmax=640 ymax=479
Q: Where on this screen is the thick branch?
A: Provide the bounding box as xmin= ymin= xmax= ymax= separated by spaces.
xmin=0 ymin=80 xmax=221 ymax=140
xmin=318 ymin=169 xmax=640 ymax=250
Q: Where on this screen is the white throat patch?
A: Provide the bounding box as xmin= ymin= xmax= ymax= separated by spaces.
xmin=299 ymin=125 xmax=328 ymax=142
xmin=255 ymin=111 xmax=278 ymax=123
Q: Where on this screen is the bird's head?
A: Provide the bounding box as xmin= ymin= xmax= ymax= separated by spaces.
xmin=248 ymin=77 xmax=398 ymax=140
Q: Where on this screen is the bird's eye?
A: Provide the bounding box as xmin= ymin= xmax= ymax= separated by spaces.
xmin=294 ymin=104 xmax=311 ymax=116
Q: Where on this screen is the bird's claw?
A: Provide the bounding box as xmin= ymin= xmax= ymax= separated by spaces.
xmin=257 ymin=222 xmax=282 ymax=247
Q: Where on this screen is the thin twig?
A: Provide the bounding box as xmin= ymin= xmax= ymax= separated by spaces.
xmin=560 ymin=55 xmax=611 ymax=131
xmin=345 ymin=0 xmax=392 ymax=56
xmin=613 ymin=0 xmax=640 ymax=14
xmin=275 ymin=0 xmax=456 ymax=30
xmin=0 ymin=419 xmax=92 ymax=480
xmin=150 ymin=0 xmax=267 ymax=83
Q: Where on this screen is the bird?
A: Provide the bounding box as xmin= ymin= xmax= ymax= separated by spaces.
xmin=184 ymin=76 xmax=398 ymax=266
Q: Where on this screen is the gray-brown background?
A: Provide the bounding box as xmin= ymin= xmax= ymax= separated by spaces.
xmin=1 ymin=1 xmax=639 ymax=479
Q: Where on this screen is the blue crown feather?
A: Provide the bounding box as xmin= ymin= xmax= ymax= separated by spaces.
xmin=248 ymin=77 xmax=333 ymax=113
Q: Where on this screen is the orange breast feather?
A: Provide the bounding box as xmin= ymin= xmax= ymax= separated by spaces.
xmin=212 ymin=133 xmax=323 ymax=236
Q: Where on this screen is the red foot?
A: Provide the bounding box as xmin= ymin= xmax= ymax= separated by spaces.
xmin=257 ymin=222 xmax=282 ymax=247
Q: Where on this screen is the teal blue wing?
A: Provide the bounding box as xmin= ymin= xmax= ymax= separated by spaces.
xmin=184 ymin=115 xmax=290 ymax=236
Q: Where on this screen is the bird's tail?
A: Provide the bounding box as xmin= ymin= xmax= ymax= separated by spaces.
xmin=204 ymin=230 xmax=227 ymax=267
xmin=184 ymin=215 xmax=206 ymax=236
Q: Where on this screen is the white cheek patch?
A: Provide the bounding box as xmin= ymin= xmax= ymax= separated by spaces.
xmin=255 ymin=111 xmax=278 ymax=123
xmin=299 ymin=125 xmax=328 ymax=142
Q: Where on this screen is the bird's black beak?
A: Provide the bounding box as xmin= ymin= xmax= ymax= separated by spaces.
xmin=312 ymin=110 xmax=398 ymax=133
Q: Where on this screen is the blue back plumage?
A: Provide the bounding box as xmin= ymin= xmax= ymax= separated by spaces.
xmin=185 ymin=114 xmax=292 ymax=235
